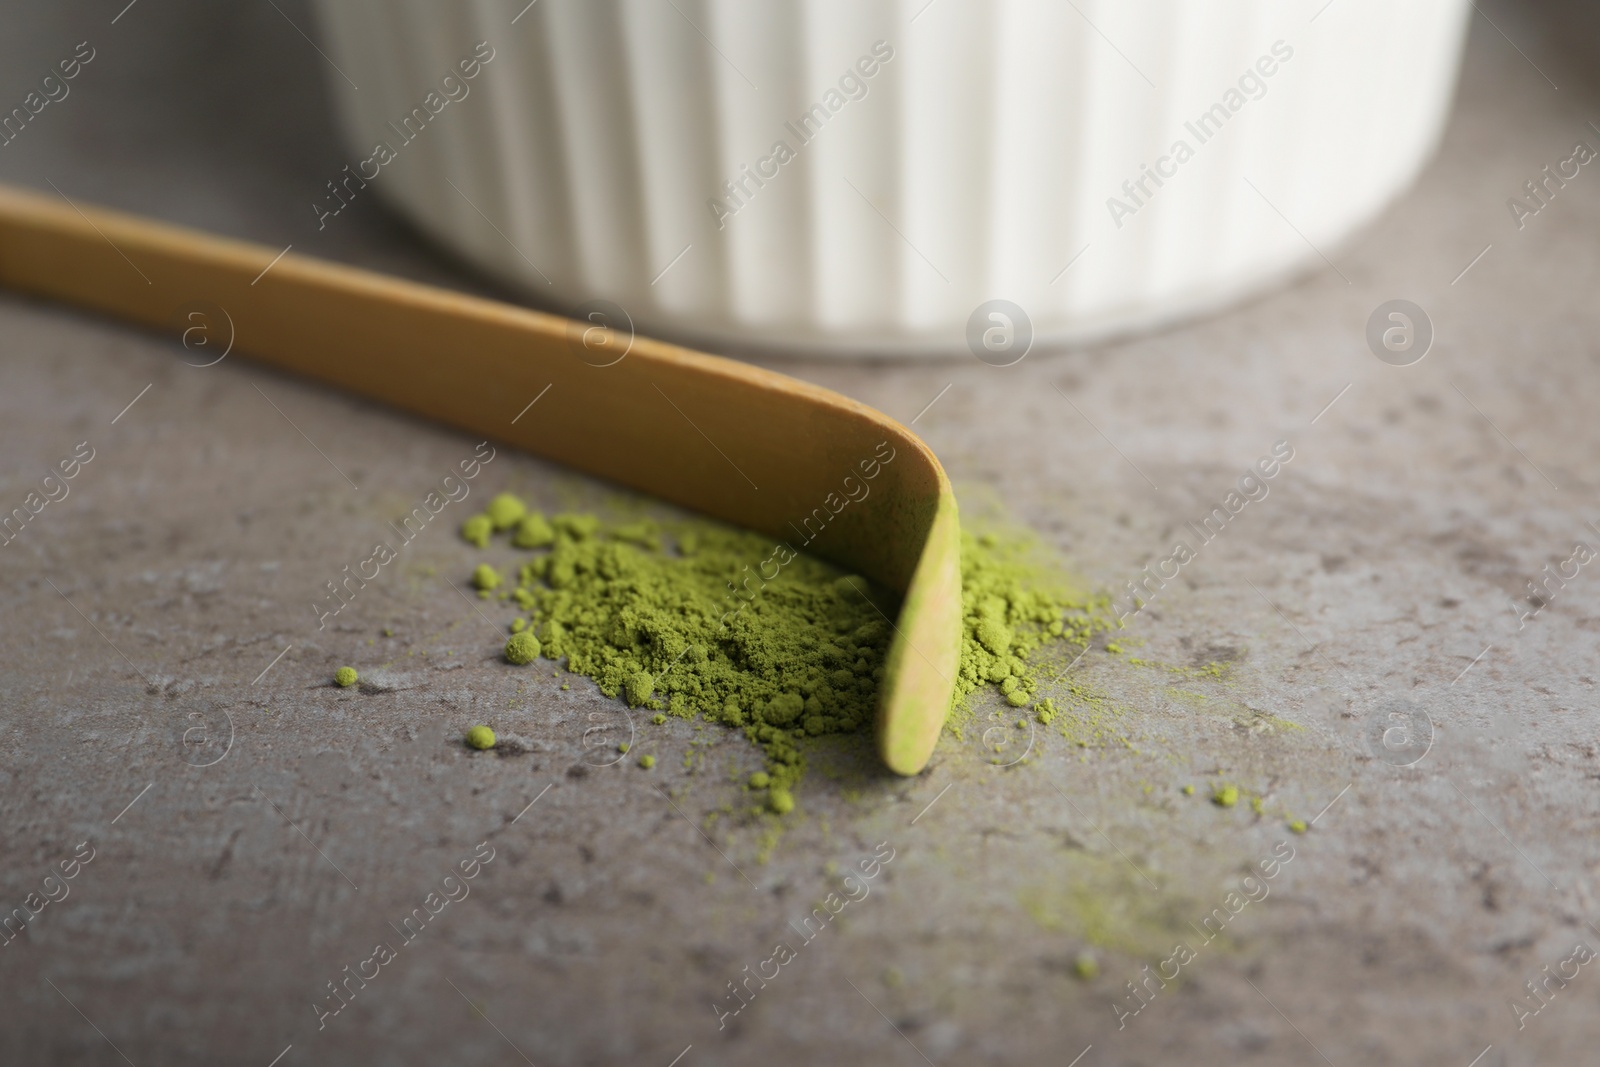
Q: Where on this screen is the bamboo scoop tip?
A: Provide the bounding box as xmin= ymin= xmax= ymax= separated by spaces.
xmin=874 ymin=489 xmax=962 ymax=776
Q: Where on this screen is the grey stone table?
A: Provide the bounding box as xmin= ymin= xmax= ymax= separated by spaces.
xmin=2 ymin=2 xmax=1599 ymax=1064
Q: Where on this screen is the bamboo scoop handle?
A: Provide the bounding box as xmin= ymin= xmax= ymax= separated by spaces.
xmin=0 ymin=182 xmax=961 ymax=775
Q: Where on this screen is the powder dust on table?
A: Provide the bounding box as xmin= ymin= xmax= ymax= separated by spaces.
xmin=951 ymin=528 xmax=1116 ymax=738
xmin=462 ymin=494 xmax=1118 ymax=814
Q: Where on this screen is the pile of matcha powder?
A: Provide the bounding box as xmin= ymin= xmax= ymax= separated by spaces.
xmin=462 ymin=492 xmax=1113 ymax=814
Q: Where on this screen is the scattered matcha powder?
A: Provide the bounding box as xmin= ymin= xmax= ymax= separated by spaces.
xmin=1212 ymin=784 xmax=1239 ymax=808
xmin=466 ymin=496 xmax=1120 ymax=816
xmin=465 ymin=725 xmax=496 ymax=750
xmin=949 ymin=528 xmax=1119 ymax=747
xmin=467 ymin=498 xmax=895 ymax=813
xmin=639 ymin=754 xmax=656 ymax=769
xmin=1289 ymin=819 xmax=1308 ymax=834
xmin=334 ymin=666 xmax=358 ymax=688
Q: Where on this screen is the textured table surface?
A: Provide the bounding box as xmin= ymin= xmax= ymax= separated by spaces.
xmin=3 ymin=3 xmax=1600 ymax=1065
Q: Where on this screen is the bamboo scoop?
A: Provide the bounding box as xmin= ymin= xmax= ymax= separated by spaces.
xmin=0 ymin=182 xmax=959 ymax=776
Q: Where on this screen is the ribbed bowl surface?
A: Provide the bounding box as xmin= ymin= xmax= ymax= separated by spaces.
xmin=311 ymin=0 xmax=1470 ymax=356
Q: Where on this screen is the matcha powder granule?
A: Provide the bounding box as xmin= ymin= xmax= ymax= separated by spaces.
xmin=465 ymin=497 xmax=1116 ymax=813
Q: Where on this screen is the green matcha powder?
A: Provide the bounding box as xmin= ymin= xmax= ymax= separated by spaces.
xmin=463 ymin=493 xmax=1111 ymax=814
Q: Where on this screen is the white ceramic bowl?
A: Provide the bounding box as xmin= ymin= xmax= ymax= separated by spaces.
xmin=311 ymin=0 xmax=1470 ymax=357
